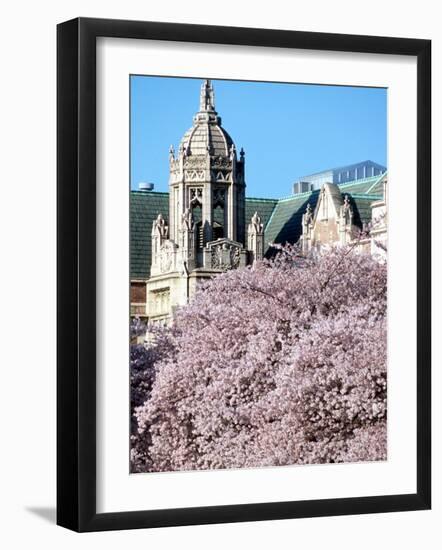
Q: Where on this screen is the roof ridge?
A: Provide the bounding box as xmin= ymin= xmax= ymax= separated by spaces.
xmin=337 ymin=174 xmax=383 ymax=188
xmin=246 ymin=196 xmax=279 ymax=202
xmin=131 ymin=190 xmax=170 ymax=196
xmin=348 ymin=193 xmax=383 ymax=199
xmin=278 ymin=189 xmax=319 ymax=202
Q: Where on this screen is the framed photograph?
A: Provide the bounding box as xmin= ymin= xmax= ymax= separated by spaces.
xmin=57 ymin=17 xmax=431 ymax=532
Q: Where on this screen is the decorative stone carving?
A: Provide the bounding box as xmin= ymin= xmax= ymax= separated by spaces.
xmin=340 ymin=195 xmax=352 ymax=221
xmin=189 ymin=187 xmax=203 ymax=206
xmin=211 ymin=242 xmax=241 ymax=270
xmin=179 ymin=207 xmax=195 ymax=269
xmin=152 ymin=213 xmax=168 ymax=240
xmin=249 ymin=211 xmax=263 ymax=234
xmin=184 ymin=157 xmax=206 ymax=169
xmin=169 ymin=144 xmax=175 ymax=160
xmin=213 ymin=170 xmax=231 ymax=182
xmin=181 ymin=207 xmax=194 ymax=230
xmin=159 ymin=241 xmax=175 ymax=273
xmin=200 ymin=79 xmax=215 ymax=112
xmin=185 ymin=170 xmax=205 ymax=181
xmin=247 ymin=212 xmax=264 ymax=262
xmin=303 ymin=203 xmax=313 ymax=227
xmin=301 ymin=203 xmax=314 ymax=253
xmin=337 ymin=194 xmax=354 ymax=245
xmin=211 ymin=156 xmax=232 ymax=169
xmin=206 ymin=239 xmax=242 ymax=270
xmin=213 ymin=189 xmax=226 ymax=208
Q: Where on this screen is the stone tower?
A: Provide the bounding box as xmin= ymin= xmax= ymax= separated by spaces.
xmin=168 ymin=79 xmax=246 ymax=253
xmin=146 ymin=80 xmax=264 ymax=324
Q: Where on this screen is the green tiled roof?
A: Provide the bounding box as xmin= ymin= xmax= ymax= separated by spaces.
xmin=130 ymin=191 xmax=169 ymax=279
xmin=263 ymin=182 xmax=383 ymax=255
xmin=264 ymin=191 xmax=320 ymax=254
xmin=245 ymin=197 xmax=278 ymax=239
xmin=337 ymin=173 xmax=385 ymax=194
xmin=348 ymin=195 xmax=380 ymax=227
xmin=366 ymin=171 xmax=387 ymax=195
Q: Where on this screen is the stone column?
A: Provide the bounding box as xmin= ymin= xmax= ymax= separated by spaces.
xmin=203 ymin=182 xmax=213 ymax=245
xmin=150 ymin=213 xmax=168 ymax=276
xmin=179 ymin=208 xmax=195 ymax=271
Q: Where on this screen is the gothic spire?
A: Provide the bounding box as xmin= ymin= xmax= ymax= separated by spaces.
xmin=200 ymin=79 xmax=216 ymax=112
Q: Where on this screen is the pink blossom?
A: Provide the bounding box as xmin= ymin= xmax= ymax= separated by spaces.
xmin=131 ymin=244 xmax=387 ymax=472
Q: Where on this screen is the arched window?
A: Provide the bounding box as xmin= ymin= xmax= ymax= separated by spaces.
xmin=213 ymin=221 xmax=223 ymax=240
xmin=191 ymin=204 xmax=203 ymax=250
xmin=213 ymin=189 xmax=225 ymax=240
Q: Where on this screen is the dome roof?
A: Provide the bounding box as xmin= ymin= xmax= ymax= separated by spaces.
xmin=179 ymin=80 xmax=235 ymax=157
xmin=180 ymin=123 xmax=234 ymax=157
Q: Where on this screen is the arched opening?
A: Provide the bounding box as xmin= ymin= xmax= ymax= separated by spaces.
xmin=191 ymin=204 xmax=203 ymax=250
xmin=213 ymin=221 xmax=224 ymax=240
xmin=213 ymin=199 xmax=225 ymax=240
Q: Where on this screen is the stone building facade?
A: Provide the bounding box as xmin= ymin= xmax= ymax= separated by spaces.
xmin=300 ymin=174 xmax=387 ymax=258
xmin=143 ymin=80 xmax=264 ymax=324
xmin=130 ymin=80 xmax=388 ymax=323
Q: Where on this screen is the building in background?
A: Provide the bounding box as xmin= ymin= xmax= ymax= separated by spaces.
xmin=130 ymin=81 xmax=388 ymax=323
xmin=292 ymin=160 xmax=386 ymax=194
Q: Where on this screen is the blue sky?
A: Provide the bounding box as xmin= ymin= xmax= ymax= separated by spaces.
xmin=130 ymin=76 xmax=387 ymax=198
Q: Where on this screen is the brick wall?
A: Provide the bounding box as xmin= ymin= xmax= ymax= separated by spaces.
xmin=131 ymin=281 xmax=146 ymax=305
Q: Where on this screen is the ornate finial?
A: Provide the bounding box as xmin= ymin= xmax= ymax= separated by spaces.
xmin=200 ymin=79 xmax=216 ymax=112
xmin=249 ymin=211 xmax=263 ymax=233
xmin=152 ymin=213 xmax=168 ymax=238
xmin=169 ymin=144 xmax=175 ymax=159
xmin=240 ymin=147 xmax=245 ymax=160
xmin=181 ymin=207 xmax=194 ymax=230
xmin=340 ymin=195 xmax=353 ymax=222
xmin=303 ymin=203 xmax=313 ymax=225
xmin=229 ymin=143 xmax=236 ymax=161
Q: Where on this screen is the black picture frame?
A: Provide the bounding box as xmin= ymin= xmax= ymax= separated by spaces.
xmin=57 ymin=17 xmax=431 ymax=532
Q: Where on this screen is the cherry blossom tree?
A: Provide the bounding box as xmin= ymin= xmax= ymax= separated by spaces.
xmin=131 ymin=244 xmax=387 ymax=472
xmin=130 ymin=320 xmax=175 ymax=472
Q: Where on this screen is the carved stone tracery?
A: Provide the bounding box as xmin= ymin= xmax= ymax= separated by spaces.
xmin=159 ymin=241 xmax=175 ymax=273
xmin=213 ymin=188 xmax=226 ymax=208
xmin=184 ymin=156 xmax=206 ymax=168
xmin=185 ymin=170 xmax=205 ymax=181
xmin=211 ymin=156 xmax=232 ymax=169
